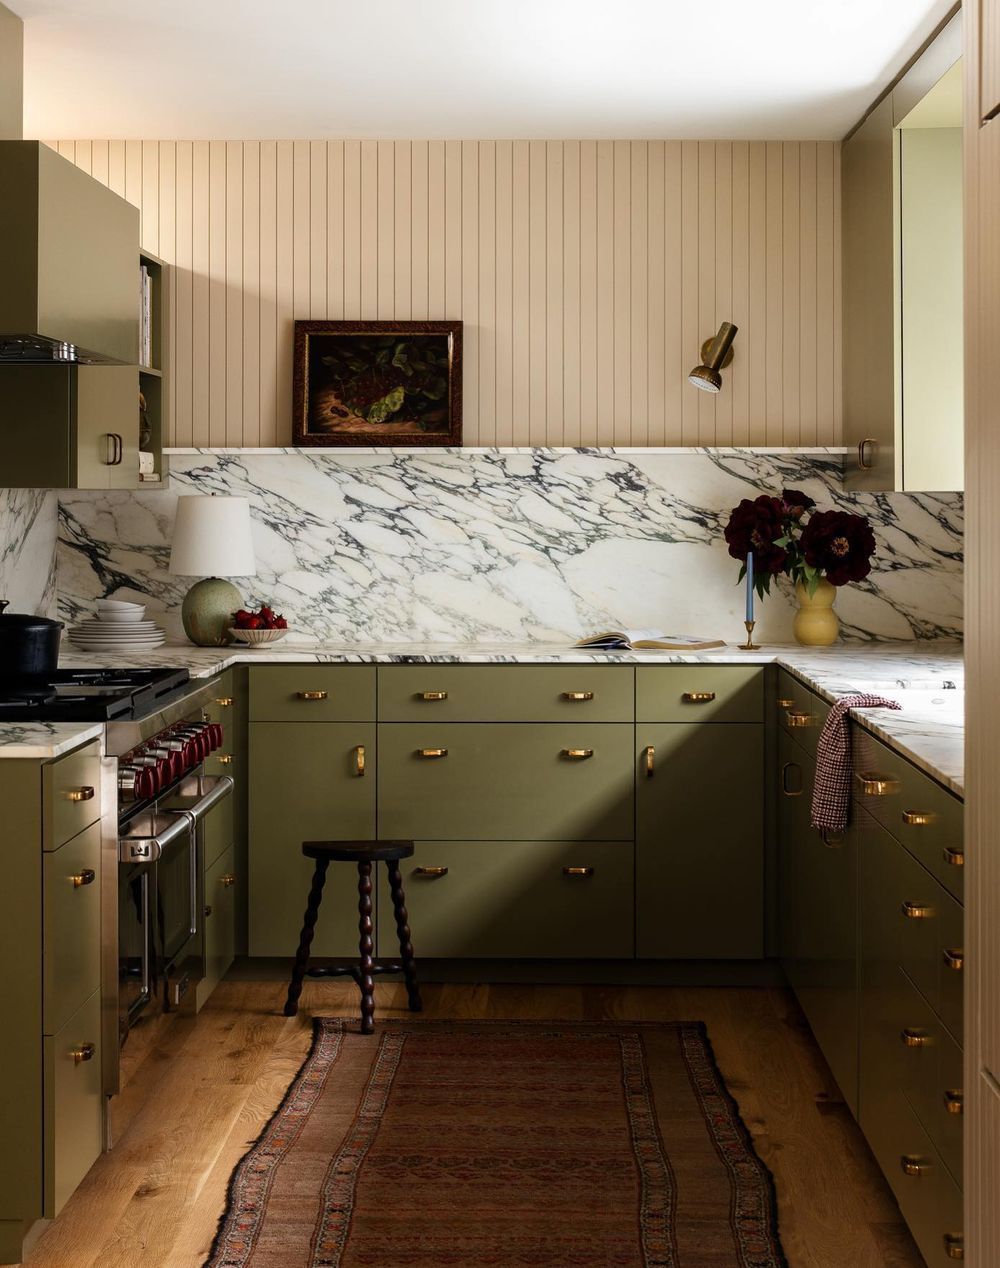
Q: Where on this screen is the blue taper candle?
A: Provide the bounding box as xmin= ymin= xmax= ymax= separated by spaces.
xmin=746 ymin=551 xmax=754 ymax=622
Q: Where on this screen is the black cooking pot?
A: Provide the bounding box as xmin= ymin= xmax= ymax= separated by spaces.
xmin=0 ymin=600 xmax=63 ymax=676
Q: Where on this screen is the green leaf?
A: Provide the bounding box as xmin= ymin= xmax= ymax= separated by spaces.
xmin=367 ymin=385 xmax=406 ymax=423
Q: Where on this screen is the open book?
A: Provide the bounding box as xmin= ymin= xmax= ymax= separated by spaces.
xmin=575 ymin=629 xmax=726 ymax=651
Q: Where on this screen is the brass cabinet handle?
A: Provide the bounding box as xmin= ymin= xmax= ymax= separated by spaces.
xmin=902 ymin=810 xmax=936 ymax=827
xmin=776 ymin=697 xmax=795 ymax=709
xmin=563 ymin=866 xmax=595 ymax=877
xmin=856 ymin=772 xmax=900 ymax=796
xmin=215 ymin=696 xmax=234 ymax=707
xmin=418 ymin=691 xmax=448 ymax=700
xmin=682 ymin=691 xmax=716 ymax=703
xmin=415 ymin=866 xmax=448 ymax=877
xmin=943 ymin=1090 xmax=964 ymax=1116
xmin=562 ymin=748 xmax=594 ymax=759
xmin=416 ymin=748 xmax=448 ymax=759
xmin=858 ymin=437 xmax=877 ymax=471
xmin=943 ymin=846 xmax=965 ymax=867
xmin=220 ymin=874 xmax=237 ymax=888
xmin=943 ymin=1233 xmax=964 ymax=1260
xmin=71 ymin=868 xmax=96 ymax=888
xmin=562 ymin=691 xmax=594 ymax=701
xmin=942 ymin=947 xmax=964 ymax=971
xmin=899 ymin=1154 xmax=931 ymax=1177
xmin=204 ymin=905 xmax=213 ymax=918
xmin=355 ymin=744 xmax=366 ymax=776
xmin=297 ymin=690 xmax=328 ymax=700
xmin=71 ymin=1042 xmax=96 ymax=1065
xmin=65 ymin=786 xmax=95 ymax=803
xmin=216 ymin=754 xmax=234 ymax=765
xmin=781 ymin=762 xmax=803 ymax=797
xmin=786 ymin=711 xmax=817 ymax=728
xmin=901 ymin=1028 xmax=933 ymax=1048
xmin=901 ymin=900 xmax=935 ymax=919
xmin=820 ymin=829 xmax=845 ymax=849
xmin=644 ymin=745 xmax=654 ymax=778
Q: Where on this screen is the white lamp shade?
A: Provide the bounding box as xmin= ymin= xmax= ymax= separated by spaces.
xmin=169 ymin=495 xmax=257 ymax=577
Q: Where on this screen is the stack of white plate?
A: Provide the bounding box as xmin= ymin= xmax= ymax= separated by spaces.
xmin=68 ymin=599 xmax=166 ymax=651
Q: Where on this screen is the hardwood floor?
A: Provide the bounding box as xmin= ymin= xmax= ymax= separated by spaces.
xmin=25 ymin=980 xmax=922 ymax=1268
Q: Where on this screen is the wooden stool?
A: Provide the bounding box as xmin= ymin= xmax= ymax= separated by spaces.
xmin=283 ymin=840 xmax=421 ymax=1033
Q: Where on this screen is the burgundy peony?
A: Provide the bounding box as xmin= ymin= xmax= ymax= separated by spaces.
xmin=799 ymin=510 xmax=876 ymax=586
xmin=781 ymin=488 xmax=816 ymax=521
xmin=724 ymin=495 xmax=788 ymax=576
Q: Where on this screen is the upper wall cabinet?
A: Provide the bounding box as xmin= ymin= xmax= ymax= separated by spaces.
xmin=842 ymin=14 xmax=963 ymax=492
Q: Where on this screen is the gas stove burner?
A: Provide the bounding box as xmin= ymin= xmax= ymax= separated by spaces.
xmin=0 ymin=667 xmax=191 ymax=721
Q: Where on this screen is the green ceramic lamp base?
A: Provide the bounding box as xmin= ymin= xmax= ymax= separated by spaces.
xmin=181 ymin=577 xmax=242 ymax=647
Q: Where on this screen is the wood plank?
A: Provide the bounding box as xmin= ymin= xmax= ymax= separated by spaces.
xmin=494 ymin=141 xmax=513 ymax=447
xmin=90 ymin=141 xmax=109 ymax=188
xmin=377 ymin=140 xmax=395 ymax=317
xmin=697 ymin=141 xmax=717 ymax=444
xmin=765 ymin=141 xmax=784 ymax=443
xmin=714 ymin=141 xmax=733 ymax=444
xmin=226 ymin=142 xmax=244 ymax=448
xmin=444 ymin=140 xmax=463 ymax=322
xmin=731 ymin=141 xmax=750 ymax=444
xmin=799 ymin=142 xmax=818 ymax=447
xmin=613 ymin=140 xmax=631 ymax=446
xmin=462 ymin=140 xmax=479 ymax=443
xmin=292 ymin=141 xmax=311 ymax=327
xmin=258 ymin=141 xmax=278 ymax=447
xmin=578 ymin=141 xmax=598 ymax=447
xmin=511 ymin=141 xmax=530 ymax=447
xmin=782 ymin=142 xmax=801 ymax=447
xmin=157 ymin=142 xmax=176 ymax=444
xmin=595 ymin=141 xmax=615 ymax=446
xmin=141 ymin=140 xmax=158 ymax=255
xmin=191 ymin=141 xmax=210 ymax=448
xmin=663 ymin=142 xmax=682 ymax=445
xmin=173 ymin=142 xmax=193 ymax=448
xmin=680 ymin=142 xmax=700 ymax=445
xmin=274 ymin=141 xmax=294 ymax=445
xmin=528 ymin=140 xmax=547 ymax=442
xmin=124 ymin=140 xmax=142 ymax=210
xmin=326 ymin=141 xmax=345 ymax=321
xmin=562 ymin=141 xmax=582 ymax=449
xmin=108 ymin=140 xmax=125 ymax=199
xmin=478 ymin=141 xmax=497 ymax=446
xmin=343 ymin=141 xmax=362 ymax=320
xmin=310 ymin=140 xmax=327 ymax=319
xmin=427 ymin=141 xmax=446 ymax=323
xmin=394 ymin=141 xmax=412 ymax=320
xmin=629 ymin=141 xmax=648 ymax=445
xmin=748 ymin=142 xmax=768 ymax=445
xmin=208 ymin=141 xmax=227 ymax=448
xmin=360 ymin=141 xmax=378 ymax=319
xmin=242 ymin=143 xmax=260 ymax=449
xmin=410 ymin=141 xmax=429 ymax=322
xmin=546 ymin=141 xmax=564 ymax=445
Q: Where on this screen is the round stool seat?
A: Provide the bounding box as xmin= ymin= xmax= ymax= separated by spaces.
xmin=301 ymin=839 xmax=414 ymax=863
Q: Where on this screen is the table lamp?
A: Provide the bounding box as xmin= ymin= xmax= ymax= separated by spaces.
xmin=169 ymin=495 xmax=256 ymax=646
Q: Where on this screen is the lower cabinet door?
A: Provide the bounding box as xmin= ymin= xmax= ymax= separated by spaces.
xmin=636 ymin=723 xmax=764 ymax=959
xmin=44 ymin=821 xmax=102 ymax=1036
xmin=202 ymin=844 xmax=237 ymax=1001
xmin=376 ymin=841 xmax=634 ymax=959
xmin=249 ymin=723 xmax=375 ymax=957
xmin=778 ymin=729 xmax=860 ymax=1114
xmin=44 ymin=987 xmax=103 ymax=1217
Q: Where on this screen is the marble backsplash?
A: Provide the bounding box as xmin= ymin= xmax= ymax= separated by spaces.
xmin=0 ymin=488 xmax=58 ymax=619
xmin=52 ymin=449 xmax=964 ymax=646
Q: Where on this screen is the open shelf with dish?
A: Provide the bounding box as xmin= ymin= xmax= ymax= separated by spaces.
xmin=138 ymin=249 xmax=168 ymax=485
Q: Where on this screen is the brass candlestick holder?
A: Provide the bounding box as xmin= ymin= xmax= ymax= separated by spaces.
xmin=740 ymin=620 xmax=760 ymax=650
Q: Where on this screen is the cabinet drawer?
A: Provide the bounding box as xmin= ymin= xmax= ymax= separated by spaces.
xmin=377 ymin=723 xmax=634 ymax=841
xmin=378 ymin=841 xmax=634 ymax=958
xmin=44 ymin=821 xmax=101 ymax=1035
xmin=636 ymin=666 xmax=763 ymax=723
xmin=203 ymin=844 xmax=236 ymax=1001
xmin=44 ymin=987 xmax=103 ymax=1218
xmin=775 ymin=669 xmax=829 ymax=754
xmin=248 ymin=666 xmax=375 ymax=721
xmin=854 ymin=730 xmax=963 ymax=902
xmin=377 ymin=665 xmax=634 ymax=722
xmin=44 ymin=741 xmax=101 ymax=850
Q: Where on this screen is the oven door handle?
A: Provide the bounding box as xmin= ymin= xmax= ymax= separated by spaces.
xmin=118 ymin=808 xmax=194 ymax=863
xmin=170 ymin=773 xmax=235 ymax=823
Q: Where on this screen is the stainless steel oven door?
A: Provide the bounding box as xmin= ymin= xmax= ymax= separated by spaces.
xmin=117 ymin=861 xmax=150 ymax=1041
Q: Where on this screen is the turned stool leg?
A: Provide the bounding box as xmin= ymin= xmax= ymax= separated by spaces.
xmin=283 ymin=858 xmax=330 ymax=1017
xmin=387 ymin=860 xmax=422 ymax=1012
xmin=357 ymin=861 xmax=376 ymax=1034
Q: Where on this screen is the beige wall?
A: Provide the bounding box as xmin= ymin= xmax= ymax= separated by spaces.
xmin=49 ymin=139 xmax=842 ymax=448
xmin=0 ymin=2 xmax=22 ymax=140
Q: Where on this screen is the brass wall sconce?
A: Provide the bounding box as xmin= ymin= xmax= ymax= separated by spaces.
xmin=688 ymin=321 xmax=738 ymax=393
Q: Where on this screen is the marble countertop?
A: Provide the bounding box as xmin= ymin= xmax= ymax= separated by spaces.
xmin=0 ymin=640 xmax=964 ymax=794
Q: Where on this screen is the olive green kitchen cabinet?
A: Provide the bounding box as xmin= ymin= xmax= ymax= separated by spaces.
xmin=777 ymin=727 xmax=859 ymax=1114
xmin=202 ymin=844 xmax=238 ymax=1003
xmin=636 ymin=722 xmax=764 ymax=959
xmin=248 ymin=721 xmax=375 ymax=956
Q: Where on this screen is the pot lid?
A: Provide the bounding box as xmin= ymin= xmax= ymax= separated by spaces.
xmin=0 ymin=600 xmax=64 ymax=631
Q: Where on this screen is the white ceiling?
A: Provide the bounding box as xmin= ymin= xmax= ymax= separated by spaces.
xmin=13 ymin=0 xmax=956 ymax=141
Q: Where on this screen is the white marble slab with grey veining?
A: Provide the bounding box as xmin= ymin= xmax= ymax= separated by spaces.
xmin=0 ymin=720 xmax=104 ymax=759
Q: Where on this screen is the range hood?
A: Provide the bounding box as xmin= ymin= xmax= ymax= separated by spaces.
xmin=0 ymin=141 xmax=139 ymax=364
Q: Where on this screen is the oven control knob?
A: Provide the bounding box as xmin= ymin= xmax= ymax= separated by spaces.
xmin=207 ymin=723 xmax=224 ymax=751
xmin=170 ymin=726 xmax=207 ymax=760
xmin=134 ymin=752 xmax=170 ymax=789
xmin=118 ymin=765 xmax=156 ymax=801
xmin=147 ymin=746 xmax=183 ymax=781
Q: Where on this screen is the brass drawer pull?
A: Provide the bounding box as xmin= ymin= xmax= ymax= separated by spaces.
xmin=71 ymin=868 xmax=96 ymax=888
xmin=856 ymin=772 xmax=899 ymax=796
xmin=901 ymin=1028 xmax=933 ymax=1048
xmin=943 ymin=845 xmax=964 ymax=867
xmin=781 ymin=762 xmax=803 ymax=797
xmin=216 ymin=754 xmax=234 ymax=765
xmin=415 ymin=866 xmax=448 ymax=877
xmin=902 ymin=900 xmax=935 ymax=920
xmin=902 ymin=810 xmax=936 ymax=827
xmin=562 ymin=748 xmax=594 ymax=760
xmin=942 ymin=947 xmax=964 ymax=971
xmin=899 ymin=1155 xmax=931 ymax=1177
xmin=820 ymin=829 xmax=845 ymax=849
xmin=943 ymin=1090 xmax=964 ymax=1115
xmin=786 ymin=711 xmax=817 ymax=728
xmin=644 ymin=745 xmax=654 ymax=778
xmin=416 ymin=748 xmax=448 ymax=759
xmin=562 ymin=691 xmax=594 ymax=701
xmin=943 ymin=1233 xmax=964 ymax=1260
xmin=220 ymin=874 xmax=237 ymax=888
xmin=204 ymin=905 xmax=213 ymax=918
xmin=776 ymin=697 xmax=795 ymax=709
xmin=418 ymin=691 xmax=448 ymax=701
xmin=65 ymin=786 xmax=95 ymax=803
xmin=355 ymin=744 xmax=366 ymax=776
xmin=297 ymin=690 xmax=328 ymax=701
xmin=683 ymin=691 xmax=716 ymax=703
xmin=71 ymin=1042 xmax=96 ymax=1065
xmin=563 ymin=866 xmax=595 ymax=877
xmin=215 ymin=696 xmax=234 ymax=707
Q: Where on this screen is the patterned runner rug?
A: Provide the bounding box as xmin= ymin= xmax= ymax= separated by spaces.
xmin=207 ymin=1018 xmax=787 ymax=1268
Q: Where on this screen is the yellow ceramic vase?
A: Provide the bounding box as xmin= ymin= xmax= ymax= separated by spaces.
xmin=793 ymin=578 xmax=840 ymax=646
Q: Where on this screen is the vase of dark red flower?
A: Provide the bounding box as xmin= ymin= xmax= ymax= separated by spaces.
xmin=723 ymin=490 xmax=876 ymax=646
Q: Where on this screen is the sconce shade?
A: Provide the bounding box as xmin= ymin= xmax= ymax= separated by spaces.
xmin=169 ymin=495 xmax=257 ymax=577
xmin=688 ymin=321 xmax=738 ymax=393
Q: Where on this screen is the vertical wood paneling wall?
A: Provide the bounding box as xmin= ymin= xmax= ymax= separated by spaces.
xmin=49 ymin=139 xmax=842 ymax=449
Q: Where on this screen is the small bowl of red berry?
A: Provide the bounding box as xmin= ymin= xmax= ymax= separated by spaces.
xmin=230 ymin=603 xmax=289 ymax=646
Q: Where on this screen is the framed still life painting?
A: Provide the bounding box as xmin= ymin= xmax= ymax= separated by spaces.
xmin=293 ymin=320 xmax=463 ymax=446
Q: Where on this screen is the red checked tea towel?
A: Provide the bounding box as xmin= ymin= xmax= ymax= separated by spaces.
xmin=811 ymin=693 xmax=902 ymax=832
